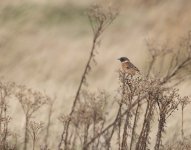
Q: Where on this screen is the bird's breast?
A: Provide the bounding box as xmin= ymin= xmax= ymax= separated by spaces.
xmin=122 ymin=62 xmax=130 ymax=69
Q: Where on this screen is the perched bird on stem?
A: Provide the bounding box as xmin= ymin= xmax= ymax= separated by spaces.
xmin=118 ymin=57 xmax=140 ymax=76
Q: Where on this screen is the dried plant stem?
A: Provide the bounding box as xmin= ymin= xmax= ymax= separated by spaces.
xmin=2 ymin=108 xmax=9 ymax=149
xmin=92 ymin=113 xmax=96 ymax=150
xmin=95 ymin=119 xmax=106 ymax=149
xmin=85 ymin=99 xmax=140 ymax=148
xmin=117 ymin=109 xmax=122 ymax=150
xmin=107 ymin=102 xmax=123 ymax=149
xmin=154 ymin=113 xmax=166 ymax=150
xmin=58 ymin=29 xmax=101 ymax=150
xmin=181 ymin=105 xmax=184 ymax=141
xmin=32 ymin=137 xmax=36 ymax=150
xmin=58 ymin=6 xmax=118 ymax=149
xmin=162 ymin=57 xmax=191 ymax=84
xmin=106 ymin=76 xmax=125 ymax=150
xmin=121 ymin=110 xmax=131 ymax=150
xmin=130 ymin=98 xmax=141 ymax=150
xmin=83 ymin=123 xmax=90 ymax=150
xmin=71 ymin=128 xmax=77 ymax=150
xmin=0 ymin=106 xmax=2 ymax=135
xmin=136 ymin=99 xmax=155 ymax=150
xmin=0 ymin=83 xmax=12 ymax=150
xmin=23 ymin=114 xmax=29 ymax=150
xmin=28 ymin=121 xmax=44 ymax=150
xmin=180 ymin=97 xmax=190 ymax=141
xmin=44 ymin=101 xmax=54 ymax=149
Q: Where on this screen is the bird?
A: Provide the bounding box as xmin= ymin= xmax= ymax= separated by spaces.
xmin=118 ymin=57 xmax=140 ymax=76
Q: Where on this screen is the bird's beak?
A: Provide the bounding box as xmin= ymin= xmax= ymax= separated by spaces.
xmin=117 ymin=58 xmax=120 ymax=60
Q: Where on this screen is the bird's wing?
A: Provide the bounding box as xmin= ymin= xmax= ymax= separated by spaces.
xmin=128 ymin=62 xmax=140 ymax=72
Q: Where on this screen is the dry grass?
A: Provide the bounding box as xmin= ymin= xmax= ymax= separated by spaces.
xmin=0 ymin=1 xmax=191 ymax=150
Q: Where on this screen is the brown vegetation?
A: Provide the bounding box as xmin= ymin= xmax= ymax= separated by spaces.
xmin=0 ymin=2 xmax=191 ymax=150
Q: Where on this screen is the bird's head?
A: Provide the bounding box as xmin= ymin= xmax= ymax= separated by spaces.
xmin=117 ymin=57 xmax=130 ymax=62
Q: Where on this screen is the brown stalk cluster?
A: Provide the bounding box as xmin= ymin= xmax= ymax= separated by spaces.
xmin=0 ymin=81 xmax=50 ymax=150
xmin=15 ymin=85 xmax=50 ymax=150
xmin=0 ymin=5 xmax=191 ymax=150
xmin=82 ymin=32 xmax=191 ymax=150
xmin=59 ymin=91 xmax=108 ymax=150
xmin=0 ymin=81 xmax=15 ymax=150
xmin=28 ymin=121 xmax=44 ymax=150
xmin=58 ymin=5 xmax=118 ymax=150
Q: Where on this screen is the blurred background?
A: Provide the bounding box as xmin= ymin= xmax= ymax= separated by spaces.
xmin=0 ymin=0 xmax=191 ymax=148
